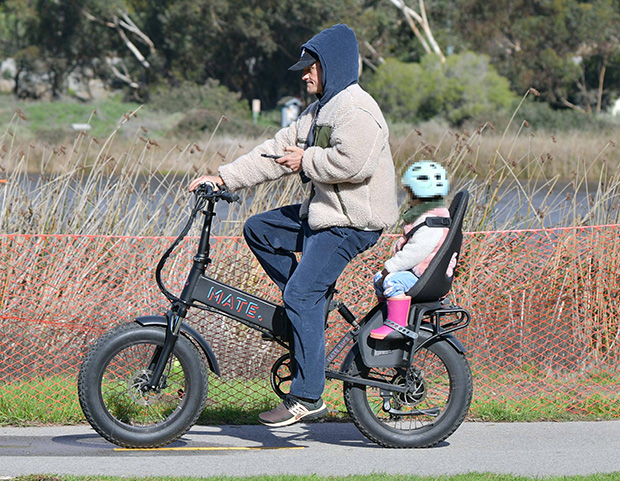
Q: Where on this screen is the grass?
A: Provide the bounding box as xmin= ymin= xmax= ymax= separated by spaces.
xmin=0 ymin=377 xmax=84 ymax=425
xmin=471 ymin=393 xmax=620 ymax=422
xmin=11 ymin=97 xmax=144 ymax=141
xmin=0 ymin=375 xmax=305 ymax=426
xmin=9 ymin=473 xmax=620 ymax=481
xmin=2 ymin=371 xmax=620 ymax=426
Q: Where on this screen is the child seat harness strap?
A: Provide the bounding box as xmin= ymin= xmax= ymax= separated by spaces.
xmin=404 ymin=217 xmax=451 ymax=241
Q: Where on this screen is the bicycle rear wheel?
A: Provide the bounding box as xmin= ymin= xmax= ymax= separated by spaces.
xmin=78 ymin=322 xmax=208 ymax=448
xmin=343 ymin=335 xmax=472 ymax=448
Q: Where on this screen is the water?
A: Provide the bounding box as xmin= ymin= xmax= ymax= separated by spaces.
xmin=3 ymin=174 xmax=612 ymax=237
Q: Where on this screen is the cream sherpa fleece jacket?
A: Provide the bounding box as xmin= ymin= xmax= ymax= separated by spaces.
xmin=218 ymin=84 xmax=399 ymax=231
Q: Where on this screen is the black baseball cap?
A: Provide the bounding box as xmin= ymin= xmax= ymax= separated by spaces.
xmin=288 ymin=48 xmax=319 ymax=71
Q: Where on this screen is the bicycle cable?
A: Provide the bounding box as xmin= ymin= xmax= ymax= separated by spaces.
xmin=155 ymin=191 xmax=207 ymax=305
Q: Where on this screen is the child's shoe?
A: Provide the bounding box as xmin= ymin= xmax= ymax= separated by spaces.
xmin=370 ymin=298 xmax=411 ymax=340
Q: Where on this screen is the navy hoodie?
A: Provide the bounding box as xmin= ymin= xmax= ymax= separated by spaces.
xmin=301 ymin=24 xmax=359 ymax=107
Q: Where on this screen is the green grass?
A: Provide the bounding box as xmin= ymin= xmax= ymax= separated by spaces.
xmin=0 ymin=95 xmax=278 ymax=146
xmin=2 ymin=373 xmax=620 ymax=426
xmin=198 ymin=377 xmax=280 ymax=425
xmin=11 ymin=473 xmax=620 ymax=481
xmin=468 ymin=365 xmax=620 ymax=422
xmin=0 ymin=375 xmax=335 ymax=426
xmin=467 ymin=392 xmax=620 ymax=423
xmin=1 ymin=96 xmax=145 ymax=142
xmin=0 ymin=376 xmax=84 ymax=425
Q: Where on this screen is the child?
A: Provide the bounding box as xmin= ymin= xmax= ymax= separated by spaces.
xmin=370 ymin=161 xmax=452 ymax=340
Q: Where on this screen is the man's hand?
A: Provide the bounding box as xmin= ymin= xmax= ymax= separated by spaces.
xmin=189 ymin=175 xmax=224 ymax=192
xmin=275 ymin=145 xmax=304 ymax=173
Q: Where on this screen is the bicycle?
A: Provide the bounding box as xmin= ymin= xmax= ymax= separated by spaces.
xmin=78 ymin=183 xmax=473 ymax=449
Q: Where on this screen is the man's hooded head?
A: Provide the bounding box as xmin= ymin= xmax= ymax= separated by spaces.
xmin=289 ymin=24 xmax=359 ymax=107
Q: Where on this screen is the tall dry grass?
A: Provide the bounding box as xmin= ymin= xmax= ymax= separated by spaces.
xmin=391 ymin=92 xmax=620 ymax=231
xmin=2 ymin=93 xmax=620 ymax=236
xmin=0 ymin=107 xmax=308 ymax=236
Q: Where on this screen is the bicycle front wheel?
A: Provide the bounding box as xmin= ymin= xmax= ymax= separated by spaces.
xmin=344 ymin=335 xmax=472 ymax=448
xmin=78 ymin=322 xmax=208 ymax=448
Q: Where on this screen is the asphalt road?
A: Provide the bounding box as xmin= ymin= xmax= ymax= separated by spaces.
xmin=1 ymin=421 xmax=619 ymax=478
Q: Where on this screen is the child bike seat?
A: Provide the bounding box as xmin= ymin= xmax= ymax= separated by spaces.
xmin=405 ymin=190 xmax=469 ymax=303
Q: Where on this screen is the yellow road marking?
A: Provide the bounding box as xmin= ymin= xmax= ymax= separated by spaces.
xmin=114 ymin=446 xmax=305 ymax=452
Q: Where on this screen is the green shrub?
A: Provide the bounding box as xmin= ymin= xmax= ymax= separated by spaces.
xmin=366 ymin=52 xmax=515 ymax=125
xmin=149 ymin=79 xmax=249 ymax=118
xmin=172 ymin=107 xmax=279 ymax=137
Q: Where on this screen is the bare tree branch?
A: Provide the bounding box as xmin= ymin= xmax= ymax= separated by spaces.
xmin=113 ymin=16 xmax=151 ymax=69
xmin=418 ymin=0 xmax=445 ymax=62
xmin=82 ymin=10 xmax=115 ymax=28
xmin=106 ymin=59 xmax=140 ymax=89
xmin=561 ymin=97 xmax=587 ymax=113
xmin=597 ymin=64 xmax=606 ymax=115
xmin=364 ymin=40 xmax=386 ymax=65
xmin=387 ymin=0 xmax=446 ymax=63
xmin=82 ymin=9 xmax=153 ymax=70
xmin=362 ymin=57 xmax=379 ymax=72
xmin=117 ymin=9 xmax=155 ymax=52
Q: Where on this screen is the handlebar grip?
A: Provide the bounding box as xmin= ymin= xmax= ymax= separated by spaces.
xmin=222 ymin=191 xmax=240 ymax=203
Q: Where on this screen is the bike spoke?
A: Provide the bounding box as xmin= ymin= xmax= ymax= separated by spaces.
xmin=364 ymin=345 xmax=451 ymax=432
xmin=100 ymin=341 xmax=187 ymax=428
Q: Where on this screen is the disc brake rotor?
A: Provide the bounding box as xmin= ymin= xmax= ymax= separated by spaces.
xmin=392 ymin=370 xmax=427 ymax=407
xmin=128 ymin=369 xmax=163 ymax=406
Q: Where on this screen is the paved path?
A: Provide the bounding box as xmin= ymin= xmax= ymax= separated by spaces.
xmin=1 ymin=421 xmax=619 ymax=478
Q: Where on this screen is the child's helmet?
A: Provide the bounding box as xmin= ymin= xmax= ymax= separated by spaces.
xmin=402 ymin=161 xmax=449 ymax=198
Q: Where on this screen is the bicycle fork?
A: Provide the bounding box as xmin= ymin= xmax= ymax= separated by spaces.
xmin=145 ymin=307 xmax=186 ymax=391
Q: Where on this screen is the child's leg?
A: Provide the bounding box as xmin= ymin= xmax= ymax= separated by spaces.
xmin=373 ymin=271 xmax=386 ymax=303
xmin=370 ymin=271 xmax=418 ymax=340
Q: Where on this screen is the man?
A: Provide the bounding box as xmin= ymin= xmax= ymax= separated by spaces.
xmin=189 ymin=24 xmax=398 ymax=427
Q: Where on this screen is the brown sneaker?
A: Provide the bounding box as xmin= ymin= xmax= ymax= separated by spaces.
xmin=259 ymin=395 xmax=327 ymax=427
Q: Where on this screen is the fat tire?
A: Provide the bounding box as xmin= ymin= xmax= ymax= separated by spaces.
xmin=344 ymin=336 xmax=472 ymax=448
xmin=78 ymin=322 xmax=208 ymax=448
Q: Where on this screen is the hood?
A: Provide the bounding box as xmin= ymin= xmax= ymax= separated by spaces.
xmin=302 ymin=24 xmax=359 ymax=107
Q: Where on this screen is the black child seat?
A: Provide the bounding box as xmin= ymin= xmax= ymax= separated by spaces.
xmin=406 ymin=189 xmax=469 ymax=303
xmin=358 ymin=190 xmax=471 ymax=368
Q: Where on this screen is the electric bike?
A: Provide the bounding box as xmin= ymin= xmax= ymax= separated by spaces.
xmin=78 ymin=183 xmax=473 ymax=449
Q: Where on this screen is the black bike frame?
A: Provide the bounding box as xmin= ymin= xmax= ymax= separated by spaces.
xmin=145 ymin=186 xmax=468 ymax=395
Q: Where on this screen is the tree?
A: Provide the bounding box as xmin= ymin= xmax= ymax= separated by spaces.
xmin=0 ymin=0 xmax=118 ymax=98
xmin=0 ymin=0 xmax=39 ymax=96
xmin=449 ymin=0 xmax=620 ymax=112
xmin=114 ymin=0 xmax=370 ymax=108
xmin=366 ymin=52 xmax=515 ymax=124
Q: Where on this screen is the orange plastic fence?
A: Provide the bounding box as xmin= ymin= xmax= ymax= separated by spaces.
xmin=1 ymin=225 xmax=619 ymax=423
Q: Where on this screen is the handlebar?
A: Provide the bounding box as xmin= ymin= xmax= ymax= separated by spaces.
xmin=193 ymin=182 xmax=240 ymax=204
